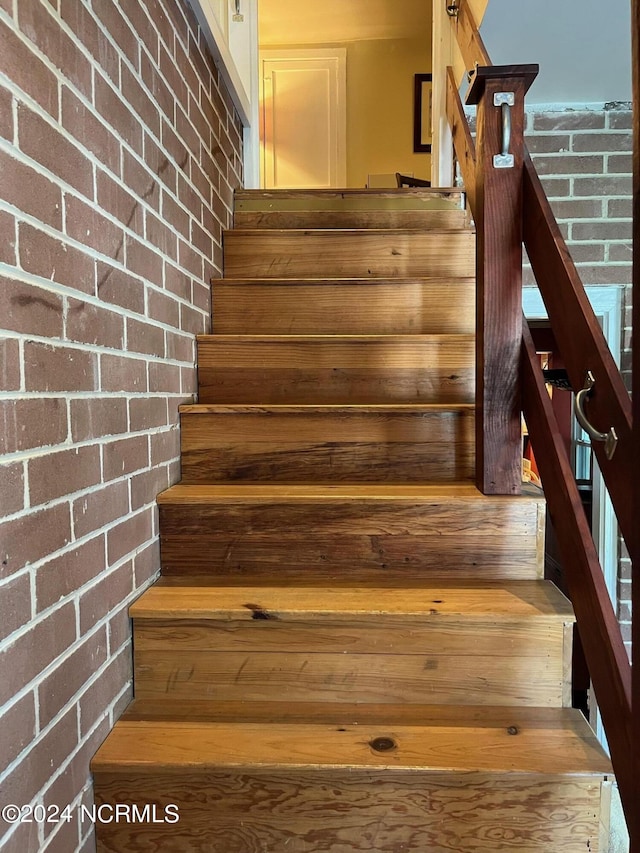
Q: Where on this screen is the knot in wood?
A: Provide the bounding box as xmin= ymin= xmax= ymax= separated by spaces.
xmin=370 ymin=736 xmax=397 ymax=753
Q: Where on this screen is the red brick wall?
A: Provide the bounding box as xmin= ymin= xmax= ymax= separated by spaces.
xmin=0 ymin=0 xmax=242 ymax=849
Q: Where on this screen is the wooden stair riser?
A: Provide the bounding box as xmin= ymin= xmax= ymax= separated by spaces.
xmin=179 ymin=407 xmax=475 ymax=484
xmin=94 ymin=771 xmax=608 ymax=853
xmin=233 ymin=188 xmax=467 ymax=231
xmin=158 ymin=491 xmax=545 ymax=581
xmin=196 ymin=336 xmax=475 ymax=405
xmin=212 ymin=279 xmax=476 ymax=335
xmin=223 ymin=230 xmax=475 ymax=279
xmin=133 ymin=620 xmax=571 ymax=707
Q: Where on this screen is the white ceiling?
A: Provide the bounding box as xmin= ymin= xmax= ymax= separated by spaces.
xmin=259 ymin=0 xmax=432 ymax=46
xmin=481 ymin=0 xmax=631 ymax=104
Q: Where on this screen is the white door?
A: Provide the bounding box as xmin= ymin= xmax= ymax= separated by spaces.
xmin=260 ymin=49 xmax=347 ymax=189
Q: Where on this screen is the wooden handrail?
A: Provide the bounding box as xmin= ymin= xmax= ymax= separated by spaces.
xmin=521 ymin=321 xmax=633 ymax=799
xmin=446 ymin=0 xmax=637 ymax=835
xmin=522 ymin=156 xmax=633 ymax=548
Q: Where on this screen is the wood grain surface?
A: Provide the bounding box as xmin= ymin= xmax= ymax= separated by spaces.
xmin=157 ymin=484 xmax=545 ymax=580
xmin=212 ymin=278 xmax=476 ymax=335
xmin=179 ymin=404 xmax=475 ymax=484
xmin=223 ymin=229 xmax=475 ymax=279
xmin=196 ymin=334 xmax=475 ymax=404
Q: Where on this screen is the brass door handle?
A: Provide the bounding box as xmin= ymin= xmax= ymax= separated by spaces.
xmin=574 ymin=371 xmax=618 ymax=460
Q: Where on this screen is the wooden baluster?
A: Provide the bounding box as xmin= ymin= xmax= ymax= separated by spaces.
xmin=466 ymin=65 xmax=538 ymax=495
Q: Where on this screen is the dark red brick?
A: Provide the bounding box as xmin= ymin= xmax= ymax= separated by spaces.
xmin=145 ymin=209 xmax=178 ymax=259
xmin=144 ymin=131 xmax=177 ymax=193
xmin=191 ymin=158 xmax=214 ymax=204
xmin=133 ymin=537 xmax=161 ymax=585
xmin=130 ymin=464 xmax=169 ymax=511
xmin=67 ymin=298 xmax=125 ymax=349
xmin=161 ymin=189 xmax=190 ymax=239
xmin=61 ymin=0 xmax=119 ymax=84
xmin=148 ymin=360 xmax=180 ymax=392
xmin=609 ymin=243 xmax=633 ymax=263
xmin=121 ymin=64 xmax=160 ymax=138
xmin=157 ymin=41 xmax=188 ymax=107
xmin=608 ymin=111 xmax=633 ymax=130
xmin=165 ymin=329 xmax=194 ymax=362
xmin=608 ymin=153 xmax=632 ymax=174
xmin=65 ymin=195 xmax=125 ymax=261
xmin=125 ymin=316 xmax=166 ymax=360
xmin=61 ymin=86 xmax=121 ymax=175
xmin=79 ymin=563 xmax=133 ymax=635
xmin=532 ymin=111 xmax=605 ymax=131
xmin=95 ymin=74 xmax=143 ymax=154
xmin=39 ymin=627 xmax=108 ymax=727
xmin=148 ymin=287 xmax=180 ymax=327
xmin=573 ymin=131 xmax=632 ymax=153
xmin=18 ymin=104 xmax=94 ymax=198
xmin=181 ymin=364 xmax=198 ymax=394
xmin=164 ymin=262 xmax=191 ymax=299
xmin=100 ymin=353 xmax=147 ymax=392
xmin=0 ymin=337 xmax=20 ymax=391
xmin=162 ymin=117 xmax=189 ymax=172
xmin=73 ymin=480 xmax=130 ymax=539
xmin=0 ymin=397 xmax=67 ymax=455
xmin=192 ymin=278 xmax=211 ymax=313
xmin=0 ymin=461 xmax=25 ymax=516
xmin=36 ymin=536 xmax=106 ymax=611
xmin=178 ymin=238 xmax=202 ymax=278
xmin=125 ymin=234 xmax=163 ymax=286
xmin=0 ymin=572 xmax=31 ymax=643
xmin=574 ymin=175 xmax=632 ymax=197
xmin=103 ymin=435 xmax=149 ymax=481
xmin=0 ymin=277 xmax=63 ymax=337
xmin=19 ymin=223 xmax=94 ymax=295
xmin=107 ymin=508 xmax=153 ymax=564
xmin=176 ymin=103 xmax=199 ymax=156
xmin=0 ymin=19 xmax=58 ymax=118
xmin=0 ymin=85 xmax=13 ymax=141
xmin=79 ymin=645 xmax=131 ymax=736
xmin=0 ymin=601 xmax=76 ymax=705
xmin=150 ymin=427 xmax=179 ymax=466
xmin=181 ymin=301 xmax=206 ymax=334
xmin=29 ymin=444 xmax=101 ymax=506
xmin=18 ymin=0 xmax=92 ymax=98
xmin=71 ymin=397 xmax=128 ymax=441
xmin=108 ymin=604 xmax=134 ymax=655
xmin=0 ymin=503 xmax=71 ymax=581
xmin=24 ymin=341 xmax=98 ymax=392
xmin=96 ymin=263 xmax=145 ymax=313
xmin=0 ymin=148 xmax=62 ymax=228
xmin=122 ymin=148 xmax=160 ymax=210
xmin=0 ymin=706 xmax=78 ymax=820
xmin=97 ymin=169 xmax=144 ymax=235
xmin=93 ymin=0 xmax=139 ymax=69
xmin=120 ymin=0 xmax=158 ymax=61
xmin=129 ymin=396 xmax=168 ymax=431
xmin=0 ymin=692 xmax=36 ymax=770
xmin=191 ymin=219 xmax=213 ymax=258
xmin=573 ymin=221 xmax=632 ymax=241
xmin=141 ymin=48 xmax=176 ymax=122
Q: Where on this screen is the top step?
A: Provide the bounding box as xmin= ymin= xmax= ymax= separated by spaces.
xmin=234 ymin=188 xmax=468 ymax=231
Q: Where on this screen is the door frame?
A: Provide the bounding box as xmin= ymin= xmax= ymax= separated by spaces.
xmin=259 ymin=48 xmax=347 ymax=189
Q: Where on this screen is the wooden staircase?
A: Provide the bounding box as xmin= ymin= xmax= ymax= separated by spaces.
xmin=92 ymin=189 xmax=612 ymax=852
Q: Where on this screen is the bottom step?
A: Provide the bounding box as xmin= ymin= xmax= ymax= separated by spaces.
xmin=92 ymin=704 xmax=611 ymax=852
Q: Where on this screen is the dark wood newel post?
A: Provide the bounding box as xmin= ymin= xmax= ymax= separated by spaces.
xmin=466 ymin=64 xmax=538 ymax=495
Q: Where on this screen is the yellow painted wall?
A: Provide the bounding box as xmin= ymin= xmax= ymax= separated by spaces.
xmin=266 ymin=36 xmax=432 ymax=187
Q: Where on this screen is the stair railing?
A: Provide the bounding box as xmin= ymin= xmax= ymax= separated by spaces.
xmin=444 ymin=0 xmax=636 ymax=838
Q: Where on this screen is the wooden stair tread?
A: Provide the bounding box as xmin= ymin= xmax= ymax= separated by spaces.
xmin=158 ymin=482 xmax=542 ymax=503
xmin=130 ymin=580 xmax=573 ymax=622
xmin=179 ymin=403 xmax=475 ymax=414
xmin=91 ymin=706 xmax=610 ymax=776
xmin=235 ymin=188 xmax=464 ymax=201
xmin=212 ymin=276 xmax=476 ymax=285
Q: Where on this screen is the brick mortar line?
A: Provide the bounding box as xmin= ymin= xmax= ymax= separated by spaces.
xmin=0 ymin=139 xmax=221 ymax=282
xmin=0 ymin=654 xmax=137 ymax=845
xmin=0 ymin=522 xmax=153 ymax=668
xmin=0 ymin=41 xmax=229 ymax=255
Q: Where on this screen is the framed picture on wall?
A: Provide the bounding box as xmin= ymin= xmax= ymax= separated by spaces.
xmin=413 ymin=73 xmax=433 ymax=153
